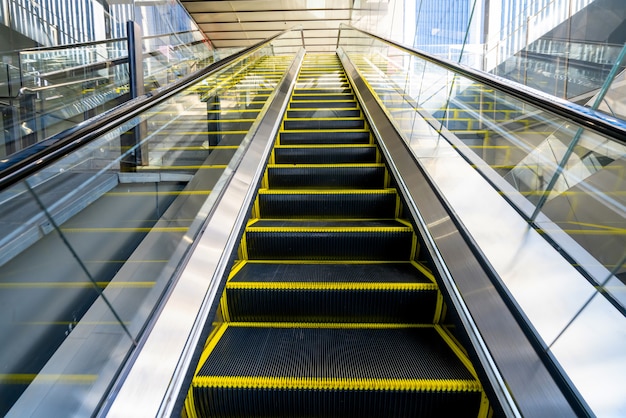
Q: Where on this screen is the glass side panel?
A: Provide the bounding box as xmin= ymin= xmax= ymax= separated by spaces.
xmin=339 ymin=27 xmax=626 ymax=305
xmin=1 ymin=37 xmax=296 ymax=417
xmin=339 ymin=25 xmax=626 ymax=416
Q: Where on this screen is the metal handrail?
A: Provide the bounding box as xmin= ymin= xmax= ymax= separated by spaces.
xmin=338 ymin=24 xmax=626 ymax=142
xmin=0 ymin=25 xmax=303 ymax=190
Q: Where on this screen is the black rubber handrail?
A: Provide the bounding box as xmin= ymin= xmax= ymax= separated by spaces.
xmin=338 ymin=24 xmax=626 ymax=141
xmin=0 ymin=26 xmax=303 ymax=190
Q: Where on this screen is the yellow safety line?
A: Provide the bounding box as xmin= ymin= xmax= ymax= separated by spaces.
xmin=220 ymin=290 xmax=230 ymax=322
xmin=183 ymin=387 xmax=198 ymax=418
xmin=434 ymin=324 xmax=480 ymax=381
xmin=284 ymin=117 xmax=363 ymax=121
xmin=226 ymin=282 xmax=438 ymax=291
xmin=286 ymin=107 xmax=359 ymax=111
xmin=141 ymin=164 xmax=227 ymax=170
xmin=151 ymin=146 xmax=240 ymax=151
xmin=229 ymin=322 xmax=432 ymax=329
xmin=257 ymin=188 xmax=396 ymax=195
xmin=274 ymin=143 xmax=374 ymax=149
xmin=17 ymin=321 xmax=128 ymax=326
xmin=0 ymin=281 xmax=154 ymax=289
xmin=193 ymin=375 xmax=482 ymax=392
xmin=0 ymin=374 xmax=97 ymax=384
xmin=245 ymin=226 xmax=413 ymax=233
xmin=433 ymin=291 xmax=444 ymax=324
xmin=194 ymin=323 xmax=229 ymax=375
xmin=61 ymin=227 xmax=188 ymax=233
xmin=267 ymin=163 xmax=384 ymax=169
xmin=153 ymin=131 xmax=248 ymax=135
xmin=105 ymin=190 xmax=211 ymax=196
xmin=245 ymin=259 xmax=414 ymax=265
xmin=478 ymin=391 xmax=492 ymax=418
xmin=228 ymin=260 xmax=248 ymax=280
xmin=289 ymin=100 xmax=356 ymax=104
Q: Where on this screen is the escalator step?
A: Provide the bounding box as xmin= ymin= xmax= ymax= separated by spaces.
xmin=193 ymin=326 xmax=481 ymax=417
xmin=280 ymin=130 xmax=370 ymax=145
xmin=226 ymin=262 xmax=437 ymax=323
xmin=266 ymin=166 xmax=385 ymax=189
xmin=273 ymin=146 xmax=377 ymax=164
xmin=294 ymin=88 xmax=352 ymax=94
xmin=290 ymin=101 xmax=355 ymax=109
xmin=292 ymin=94 xmax=355 ymax=101
xmin=286 ymin=109 xmax=360 ymax=118
xmin=284 ymin=118 xmax=365 ymax=130
xmin=257 ymin=190 xmax=396 ymax=218
xmin=245 ymin=230 xmax=413 ymax=260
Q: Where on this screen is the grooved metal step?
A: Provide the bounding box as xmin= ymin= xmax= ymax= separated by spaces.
xmin=257 ymin=189 xmax=397 ymax=218
xmin=226 ymin=262 xmax=438 ymax=323
xmin=192 ymin=326 xmax=482 ymax=418
xmin=266 ymin=165 xmax=385 ymax=189
xmin=273 ymin=145 xmax=377 ymax=164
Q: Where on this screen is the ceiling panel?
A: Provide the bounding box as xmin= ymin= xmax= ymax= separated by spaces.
xmin=181 ymin=0 xmax=358 ymax=53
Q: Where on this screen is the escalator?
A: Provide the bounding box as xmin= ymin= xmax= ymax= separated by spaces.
xmin=183 ymin=54 xmax=491 ymax=417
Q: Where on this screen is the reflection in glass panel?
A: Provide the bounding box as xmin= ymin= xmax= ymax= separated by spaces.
xmin=2 ymin=43 xmax=296 ymax=416
xmin=338 ymin=25 xmax=626 ymax=308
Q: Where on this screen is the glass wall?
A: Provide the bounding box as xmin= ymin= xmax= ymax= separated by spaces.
xmin=0 ymin=0 xmax=215 ymax=159
xmin=350 ymin=0 xmax=625 ymax=101
xmin=0 ymin=29 xmax=298 ymax=417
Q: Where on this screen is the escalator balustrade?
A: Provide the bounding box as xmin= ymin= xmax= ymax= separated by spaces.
xmin=184 ymin=54 xmax=491 ymax=417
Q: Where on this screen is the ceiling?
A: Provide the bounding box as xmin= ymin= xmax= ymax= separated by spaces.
xmin=180 ymin=0 xmax=384 ymax=53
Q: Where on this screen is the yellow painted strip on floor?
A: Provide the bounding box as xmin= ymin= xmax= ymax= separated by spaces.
xmin=193 ymin=375 xmax=482 ymax=392
xmin=226 ymin=282 xmax=438 ymax=291
xmin=154 ymin=131 xmax=248 ymax=135
xmin=61 ymin=227 xmax=189 ymax=233
xmin=105 ymin=190 xmax=212 ymax=196
xmin=145 ymin=145 xmax=240 ymax=151
xmin=142 ymin=164 xmax=228 ymax=170
xmin=0 ymin=374 xmax=97 ymax=384
xmin=17 ymin=321 xmax=129 ymax=326
xmin=0 ymin=281 xmax=154 ymax=289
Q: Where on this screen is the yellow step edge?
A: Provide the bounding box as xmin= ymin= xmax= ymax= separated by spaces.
xmin=243 ymin=260 xmax=416 ymax=265
xmin=151 ymin=145 xmax=239 ymax=151
xmin=267 ymin=163 xmax=383 ymax=169
xmin=274 ymin=144 xmax=373 ymax=149
xmin=245 ymin=226 xmax=413 ymax=233
xmin=283 ymin=117 xmax=364 ymax=121
xmin=226 ymin=282 xmax=438 ymax=291
xmin=257 ymin=188 xmax=396 ymax=195
xmin=192 ymin=375 xmax=482 ymax=392
xmin=286 ymin=107 xmax=359 ymax=111
xmin=228 ymin=322 xmax=432 ymax=329
xmin=289 ymin=100 xmax=356 ymax=103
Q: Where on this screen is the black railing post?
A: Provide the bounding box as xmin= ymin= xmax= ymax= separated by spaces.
xmin=122 ymin=20 xmax=148 ymax=171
